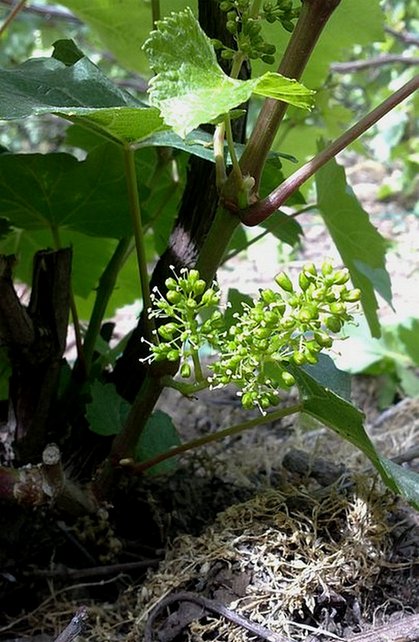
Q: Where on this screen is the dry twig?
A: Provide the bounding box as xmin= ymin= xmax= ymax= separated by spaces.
xmin=53 ymin=607 xmax=89 ymax=642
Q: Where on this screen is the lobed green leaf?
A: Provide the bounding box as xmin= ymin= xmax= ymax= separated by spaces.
xmin=143 ymin=8 xmax=314 ymax=138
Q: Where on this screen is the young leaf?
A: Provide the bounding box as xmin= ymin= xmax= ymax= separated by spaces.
xmin=135 ymin=410 xmax=181 ymax=476
xmin=379 ymin=458 xmax=419 ymax=509
xmin=315 ymin=156 xmax=392 ymax=338
xmin=143 ymin=8 xmax=314 ymax=138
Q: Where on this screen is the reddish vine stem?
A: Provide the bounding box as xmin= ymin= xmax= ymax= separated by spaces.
xmin=242 ymin=74 xmax=419 ymax=226
xmin=238 ymin=0 xmax=341 ymax=188
xmin=0 ymin=0 xmax=27 ymax=36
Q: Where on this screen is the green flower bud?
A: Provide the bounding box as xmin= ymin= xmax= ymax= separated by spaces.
xmin=187 ymin=269 xmax=200 ymax=284
xmin=260 ymin=288 xmax=276 ymax=304
xmin=306 ymin=340 xmax=321 ymax=353
xmin=292 ymin=350 xmax=306 ymax=366
xmin=303 ymin=262 xmax=317 ymax=277
xmin=242 ymin=392 xmax=255 ymax=409
xmin=219 ymin=1 xmax=232 ymax=11
xmin=261 ymin=54 xmax=275 ymax=65
xmin=304 ymin=349 xmax=318 ymax=365
xmin=326 ymin=316 xmax=342 ymax=333
xmin=158 ymin=323 xmax=177 ymax=340
xmin=180 ymin=362 xmax=192 ymax=378
xmin=329 ymin=301 xmax=345 ymax=315
xmin=282 ymin=20 xmax=295 ymax=32
xmin=226 ymin=20 xmax=237 ymax=33
xmin=255 ymin=326 xmax=271 ymax=339
xmin=298 ymin=272 xmax=310 ymax=291
xmin=311 ymin=287 xmax=326 ymax=301
xmin=193 ymin=279 xmax=207 ymax=296
xmin=264 ymin=311 xmax=278 ymax=325
xmin=281 ymin=316 xmax=296 ymax=330
xmin=281 ymin=371 xmax=296 ymax=387
xmin=165 ymin=277 xmax=178 ymax=290
xmin=342 ymin=288 xmax=361 ymax=302
xmin=333 ymin=269 xmax=350 ymax=285
xmin=185 ymin=298 xmax=198 ymax=310
xmin=167 ymin=349 xmax=180 ymax=362
xmin=321 ymin=261 xmax=333 ymax=276
xmin=201 ymin=288 xmax=219 ymax=306
xmin=260 ymin=395 xmax=271 ymax=409
xmin=166 ymin=290 xmax=181 ymax=304
xmin=298 ymin=304 xmax=318 ymax=323
xmin=288 ymin=295 xmax=300 ymax=308
xmin=262 ymin=43 xmax=276 ymax=54
xmin=153 ymin=348 xmax=169 ymax=362
xmin=314 ymin=331 xmax=333 ymax=348
xmin=275 ymin=271 xmax=293 ymax=292
xmin=255 ymin=339 xmax=269 ymax=351
xmin=325 ymin=292 xmax=338 ymax=303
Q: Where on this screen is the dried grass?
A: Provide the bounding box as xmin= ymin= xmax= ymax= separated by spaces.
xmin=131 ymin=479 xmax=396 ymax=641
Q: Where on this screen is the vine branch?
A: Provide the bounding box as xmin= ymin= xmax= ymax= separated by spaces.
xmin=242 ymin=74 xmax=419 ymax=226
xmin=238 ymin=0 xmax=342 ymax=188
xmin=121 ymin=403 xmax=302 ymax=474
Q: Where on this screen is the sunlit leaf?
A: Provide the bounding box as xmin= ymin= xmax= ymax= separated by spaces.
xmin=143 ymin=8 xmax=314 ymax=137
xmin=0 ymin=45 xmax=166 ymax=144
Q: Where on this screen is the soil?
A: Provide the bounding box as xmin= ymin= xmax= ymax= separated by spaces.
xmin=1 ymin=157 xmax=419 ymax=642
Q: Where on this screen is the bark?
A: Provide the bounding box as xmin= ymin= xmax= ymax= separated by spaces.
xmin=0 ymin=248 xmax=72 ymax=463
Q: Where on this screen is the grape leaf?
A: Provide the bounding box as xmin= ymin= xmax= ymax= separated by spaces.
xmin=291 ymin=365 xmax=419 ymax=508
xmin=143 ymin=8 xmax=314 ymax=138
xmin=0 ymin=148 xmax=134 ymax=239
xmin=315 ymin=156 xmax=392 ymax=338
xmin=0 ymin=45 xmax=166 ymax=144
xmin=86 ymin=380 xmax=130 ymax=436
xmin=303 ymin=353 xmax=351 ymax=402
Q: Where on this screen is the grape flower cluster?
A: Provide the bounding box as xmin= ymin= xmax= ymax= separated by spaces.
xmin=213 ymin=0 xmax=300 ymax=65
xmin=143 ymin=267 xmax=224 ymax=379
xmin=208 ymin=262 xmax=360 ymax=412
xmin=144 ymin=263 xmax=360 ymax=413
